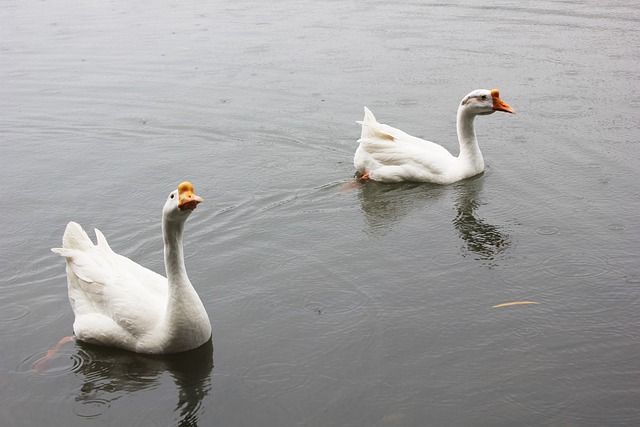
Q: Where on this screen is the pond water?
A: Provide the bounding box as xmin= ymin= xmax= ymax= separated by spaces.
xmin=1 ymin=0 xmax=639 ymax=425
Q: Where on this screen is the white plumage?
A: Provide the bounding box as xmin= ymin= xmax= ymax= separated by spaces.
xmin=51 ymin=182 xmax=211 ymax=354
xmin=354 ymin=89 xmax=514 ymax=184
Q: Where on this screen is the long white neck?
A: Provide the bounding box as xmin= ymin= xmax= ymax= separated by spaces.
xmin=163 ymin=217 xmax=192 ymax=330
xmin=161 ymin=215 xmax=210 ymax=347
xmin=456 ymin=107 xmax=484 ymax=173
xmin=163 ymin=217 xmax=188 ymax=289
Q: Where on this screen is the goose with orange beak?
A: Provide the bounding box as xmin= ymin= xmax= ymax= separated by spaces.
xmin=51 ymin=181 xmax=211 ymax=354
xmin=355 ymin=89 xmax=514 ymax=184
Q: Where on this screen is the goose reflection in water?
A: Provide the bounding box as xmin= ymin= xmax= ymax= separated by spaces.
xmin=357 ymin=175 xmax=511 ymax=265
xmin=72 ymin=339 xmax=213 ymax=426
xmin=452 ymin=178 xmax=511 ymax=266
xmin=357 ymin=181 xmax=446 ymax=235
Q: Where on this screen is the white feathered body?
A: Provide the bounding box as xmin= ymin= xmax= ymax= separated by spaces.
xmin=355 ymin=107 xmax=483 ymax=184
xmin=52 ymin=221 xmax=211 ymax=354
xmin=355 ymin=90 xmax=514 ymax=184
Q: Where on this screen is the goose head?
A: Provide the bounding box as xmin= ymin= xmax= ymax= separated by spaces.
xmin=460 ymin=89 xmax=515 ymax=116
xmin=163 ymin=181 xmax=204 ymax=223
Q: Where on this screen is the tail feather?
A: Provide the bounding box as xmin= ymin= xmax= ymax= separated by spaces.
xmin=94 ymin=228 xmax=115 ymax=255
xmin=60 ymin=222 xmax=94 ymax=251
xmin=357 ymin=106 xmax=379 ymax=140
xmin=357 ymin=106 xmax=397 ymax=142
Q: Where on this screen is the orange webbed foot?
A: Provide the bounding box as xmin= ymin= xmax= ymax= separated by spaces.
xmin=33 ymin=336 xmax=75 ymax=373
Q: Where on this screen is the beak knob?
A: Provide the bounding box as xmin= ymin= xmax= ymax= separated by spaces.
xmin=177 ymin=181 xmax=204 ymax=211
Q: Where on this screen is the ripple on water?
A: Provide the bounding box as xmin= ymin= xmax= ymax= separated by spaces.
xmin=302 ymin=288 xmax=368 ymax=316
xmin=543 ymin=162 xmax=627 ymax=205
xmin=536 ymin=95 xmax=588 ymax=120
xmin=122 ymin=367 xmax=162 ymax=389
xmin=623 ymin=273 xmax=640 ymax=284
xmin=540 ymin=252 xmax=610 ymax=279
xmin=432 ymin=251 xmax=465 ymax=267
xmin=395 ymin=98 xmax=419 ymax=107
xmin=242 ymin=361 xmax=315 ymax=397
xmin=246 ymin=281 xmax=375 ymax=343
xmin=534 ymin=225 xmax=559 ymax=236
xmin=500 ymin=371 xmax=578 ymax=421
xmin=481 ymin=183 xmax=530 ymax=220
xmin=0 ymin=301 xmax=68 ymax=342
xmin=607 ymin=223 xmax=625 ymax=231
xmin=72 ymin=399 xmax=111 ymax=418
xmin=253 ymin=247 xmax=372 ymax=316
xmin=20 ymin=346 xmax=89 ymax=378
xmin=537 ymin=270 xmax=638 ymax=318
xmin=0 ymin=304 xmax=30 ymax=322
xmin=513 ymin=326 xmax=543 ymax=338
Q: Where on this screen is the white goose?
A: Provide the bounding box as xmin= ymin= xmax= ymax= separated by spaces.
xmin=51 ymin=182 xmax=211 ymax=354
xmin=355 ymin=89 xmax=514 ymax=184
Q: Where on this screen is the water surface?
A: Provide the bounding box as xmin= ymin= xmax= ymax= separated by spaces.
xmin=1 ymin=0 xmax=639 ymax=425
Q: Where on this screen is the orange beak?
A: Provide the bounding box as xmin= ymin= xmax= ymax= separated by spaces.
xmin=491 ymin=89 xmax=515 ymax=114
xmin=177 ymin=181 xmax=204 ymax=211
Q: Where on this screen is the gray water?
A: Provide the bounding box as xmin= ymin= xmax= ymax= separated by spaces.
xmin=1 ymin=0 xmax=639 ymax=425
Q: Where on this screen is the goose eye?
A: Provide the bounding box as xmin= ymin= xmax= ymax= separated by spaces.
xmin=481 ymin=95 xmax=487 ymax=100
xmin=170 ymin=194 xmax=175 ymax=199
